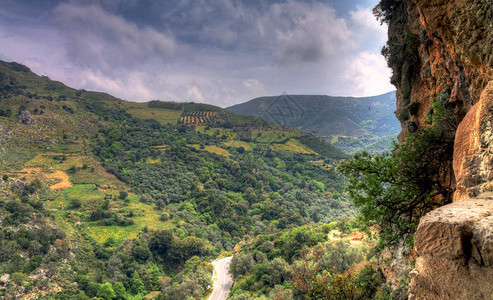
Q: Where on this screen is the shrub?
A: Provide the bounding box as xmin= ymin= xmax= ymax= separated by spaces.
xmin=119 ymin=191 xmax=128 ymax=200
xmin=407 ymin=101 xmax=419 ymax=115
xmin=68 ymin=198 xmax=82 ymax=209
xmin=11 ymin=272 xmax=28 ymax=286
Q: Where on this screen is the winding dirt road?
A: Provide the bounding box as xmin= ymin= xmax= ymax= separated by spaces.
xmin=209 ymin=256 xmax=233 ymax=300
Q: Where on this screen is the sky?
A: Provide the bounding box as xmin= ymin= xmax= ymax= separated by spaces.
xmin=0 ymin=0 xmax=394 ymax=107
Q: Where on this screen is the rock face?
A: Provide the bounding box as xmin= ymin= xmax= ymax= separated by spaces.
xmin=454 ymin=82 xmax=493 ymax=200
xmin=386 ymin=0 xmax=493 ymax=189
xmin=383 ymin=0 xmax=493 ymax=298
xmin=410 ymin=198 xmax=493 ymax=299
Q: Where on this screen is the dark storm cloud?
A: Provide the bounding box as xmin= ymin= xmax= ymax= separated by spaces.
xmin=0 ymin=0 xmax=393 ymax=106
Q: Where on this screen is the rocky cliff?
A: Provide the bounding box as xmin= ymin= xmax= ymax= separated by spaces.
xmin=380 ymin=0 xmax=493 ymax=298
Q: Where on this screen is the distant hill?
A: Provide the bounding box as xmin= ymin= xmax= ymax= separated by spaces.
xmin=227 ymin=92 xmax=400 ymax=153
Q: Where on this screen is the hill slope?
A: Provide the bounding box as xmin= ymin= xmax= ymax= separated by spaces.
xmin=0 ymin=60 xmax=353 ymax=299
xmin=227 ymin=92 xmax=400 ymax=153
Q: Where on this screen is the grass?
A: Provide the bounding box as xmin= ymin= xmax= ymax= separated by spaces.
xmin=45 ymin=185 xmax=175 ymax=245
xmin=25 ymin=153 xmax=92 ymax=170
xmin=122 ymin=101 xmax=182 ymax=125
xmin=251 ymin=129 xmax=296 ymax=143
xmin=146 ymin=157 xmax=161 ymax=164
xmin=45 ymin=170 xmax=72 ymax=190
xmin=310 ymin=160 xmax=335 ymax=171
xmin=24 ymin=153 xmax=124 ymax=188
xmin=44 ymin=184 xmax=111 ymax=241
xmin=48 ymin=184 xmax=109 ymax=210
xmin=189 ymin=144 xmax=231 ymax=157
xmin=70 ymin=165 xmax=124 ymax=189
xmin=271 ymin=139 xmax=316 ymax=154
xmin=196 ymin=126 xmax=236 ymax=139
xmin=86 ymin=195 xmax=174 ymax=244
xmin=223 ymin=140 xmax=254 ymax=151
xmin=51 ymin=142 xmax=85 ymax=153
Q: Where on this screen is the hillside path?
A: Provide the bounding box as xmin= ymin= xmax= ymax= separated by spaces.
xmin=209 ymin=256 xmax=233 ymax=300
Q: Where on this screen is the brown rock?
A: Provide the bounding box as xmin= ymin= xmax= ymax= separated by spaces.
xmin=410 ymin=199 xmax=493 ymax=299
xmin=454 ymin=81 xmax=493 ymax=200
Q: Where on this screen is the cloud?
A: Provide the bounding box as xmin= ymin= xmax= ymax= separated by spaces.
xmin=52 ymin=3 xmax=178 ymax=73
xmin=349 ymin=7 xmax=387 ymax=35
xmin=259 ymin=1 xmax=354 ymax=65
xmin=0 ymin=0 xmax=393 ymax=107
xmin=342 ymin=51 xmax=394 ymax=96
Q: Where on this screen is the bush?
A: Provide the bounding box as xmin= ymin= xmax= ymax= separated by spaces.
xmin=68 ymin=198 xmax=82 ymax=209
xmin=119 ymin=191 xmax=128 ymax=200
xmin=11 ymin=272 xmax=28 ymax=285
xmin=407 ymin=101 xmax=419 ymax=115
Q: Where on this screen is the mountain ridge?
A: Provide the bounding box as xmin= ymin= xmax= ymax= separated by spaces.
xmin=227 ymin=91 xmax=400 ymax=153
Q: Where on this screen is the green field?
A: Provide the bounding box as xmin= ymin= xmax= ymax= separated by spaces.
xmin=223 ymin=140 xmax=254 ymax=151
xmin=122 ymin=101 xmax=183 ymax=124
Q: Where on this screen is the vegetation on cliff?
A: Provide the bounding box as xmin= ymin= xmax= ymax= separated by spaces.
xmin=341 ymin=73 xmax=458 ymax=248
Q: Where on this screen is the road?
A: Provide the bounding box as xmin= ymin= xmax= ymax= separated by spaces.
xmin=209 ymin=256 xmax=233 ymax=300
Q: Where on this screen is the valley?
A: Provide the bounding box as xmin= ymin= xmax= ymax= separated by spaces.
xmin=0 ymin=60 xmax=366 ymax=299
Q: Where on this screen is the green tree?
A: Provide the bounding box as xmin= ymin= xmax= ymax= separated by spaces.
xmin=129 ymin=271 xmax=146 ymax=296
xmin=11 ymin=272 xmax=28 ymax=286
xmin=113 ymin=282 xmax=126 ymax=300
xmin=318 ymin=240 xmax=363 ymax=274
xmin=230 ymin=252 xmax=254 ymax=277
xmin=149 ymin=230 xmax=173 ymax=258
xmin=145 ymin=262 xmax=161 ymax=290
xmin=340 ymin=104 xmax=456 ymax=247
xmin=97 ymin=282 xmax=116 ymax=300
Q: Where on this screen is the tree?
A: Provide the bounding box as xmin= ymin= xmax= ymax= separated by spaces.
xmin=68 ymin=198 xmax=82 ymax=209
xmin=155 ymin=200 xmax=165 ymax=210
xmin=145 ymin=262 xmax=161 ymax=290
xmin=318 ymin=240 xmax=363 ymax=274
xmin=340 ymin=106 xmax=456 ymax=247
xmin=128 ymin=271 xmax=146 ymax=296
xmin=97 ymin=282 xmax=116 ymax=300
xmin=230 ymin=252 xmax=254 ymax=277
xmin=132 ymin=245 xmax=151 ymax=263
xmin=148 ymin=230 xmax=173 ymax=258
xmin=113 ymin=282 xmax=126 ymax=300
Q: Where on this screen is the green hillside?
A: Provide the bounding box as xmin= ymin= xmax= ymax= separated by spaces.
xmin=227 ymin=93 xmax=400 ymax=153
xmin=0 ymin=60 xmax=353 ymax=299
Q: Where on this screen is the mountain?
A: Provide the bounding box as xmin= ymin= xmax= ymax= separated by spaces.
xmin=0 ymin=60 xmax=353 ymax=299
xmin=227 ymin=92 xmax=400 ymax=153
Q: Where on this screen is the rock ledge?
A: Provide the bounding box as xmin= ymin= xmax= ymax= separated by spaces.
xmin=410 ymin=199 xmax=493 ymax=300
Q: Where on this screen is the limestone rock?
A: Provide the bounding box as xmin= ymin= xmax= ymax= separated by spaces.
xmin=17 ymin=110 xmax=35 ymax=126
xmin=410 ymin=199 xmax=493 ymax=299
xmin=0 ymin=274 xmax=9 ymax=284
xmin=12 ymin=179 xmax=27 ymax=190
